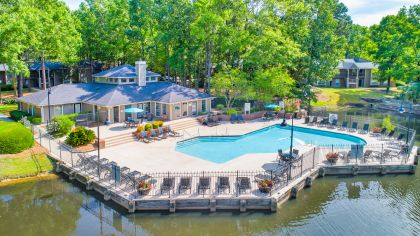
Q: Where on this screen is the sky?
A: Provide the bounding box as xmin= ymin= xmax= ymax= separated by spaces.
xmin=63 ymin=0 xmax=417 ymax=27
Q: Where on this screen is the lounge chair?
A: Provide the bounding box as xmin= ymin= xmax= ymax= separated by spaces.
xmin=217 ymin=176 xmax=230 ymax=193
xmin=363 ymin=150 xmax=373 ymax=162
xmin=198 ymin=177 xmax=211 ymax=195
xmin=385 ymin=130 xmax=395 ymax=140
xmin=150 ymin=129 xmax=162 ymax=140
xmin=277 ymin=149 xmax=283 ymax=161
xmin=140 ymin=131 xmax=153 ymax=143
xmin=292 ymin=149 xmax=299 ymax=158
xmin=304 ymin=116 xmax=310 ymax=124
xmin=161 ymin=177 xmax=175 ymax=195
xmin=178 ymin=177 xmax=192 ymax=194
xmin=349 ymin=122 xmax=358 ymax=132
xmin=237 ymin=114 xmax=245 ymax=123
xmin=360 ymin=123 xmax=369 ymax=134
xmin=339 ymin=121 xmax=348 ymax=130
xmin=309 ymin=116 xmax=317 ymax=126
xmin=328 ymin=119 xmax=337 ymax=128
xmin=237 ymin=177 xmax=251 ymax=194
xmin=167 ymin=126 xmax=181 ymax=137
xmin=158 ymin=127 xmax=168 ymax=139
xmin=230 ymin=114 xmax=237 ymax=124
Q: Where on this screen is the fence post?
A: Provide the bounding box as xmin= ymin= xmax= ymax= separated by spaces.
xmin=59 ymin=140 xmax=62 ymax=161
xmin=355 ymin=145 xmax=358 ymax=164
xmin=236 ymin=170 xmax=239 ymax=197
xmin=331 ymin=144 xmax=334 ymax=153
xmin=312 ymin=147 xmax=316 ymax=169
xmin=168 ymin=172 xmax=171 ymax=198
xmin=48 ymin=136 xmax=51 ymax=152
xmin=380 ymin=144 xmax=384 ymax=164
xmin=300 ymin=156 xmax=303 ymax=176
xmin=70 ymin=151 xmax=74 ymax=167
xmin=39 ymin=130 xmax=42 ymax=146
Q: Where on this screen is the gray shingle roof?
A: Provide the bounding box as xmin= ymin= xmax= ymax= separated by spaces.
xmin=337 ymin=58 xmax=377 ymax=70
xmin=93 ymin=64 xmax=160 ymax=78
xmin=17 ymin=82 xmax=211 ymax=106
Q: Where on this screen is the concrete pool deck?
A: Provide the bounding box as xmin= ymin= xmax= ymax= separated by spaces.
xmin=90 ymin=118 xmax=408 ymax=173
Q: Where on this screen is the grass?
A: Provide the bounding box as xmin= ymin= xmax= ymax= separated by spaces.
xmin=0 ymin=154 xmax=54 ymax=180
xmin=0 ymin=104 xmax=18 ymax=116
xmin=313 ymin=87 xmax=399 ymax=107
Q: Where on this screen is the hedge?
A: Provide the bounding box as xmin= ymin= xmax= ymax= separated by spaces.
xmin=0 ymin=121 xmax=34 ymax=154
xmin=47 ymin=115 xmax=75 ymax=138
xmin=65 ymin=126 xmax=96 ymax=147
xmin=9 ymin=110 xmax=42 ymax=125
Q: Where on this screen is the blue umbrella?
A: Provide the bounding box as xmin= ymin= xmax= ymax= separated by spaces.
xmin=264 ymin=104 xmax=279 ymax=109
xmin=124 ymin=107 xmax=144 ymax=113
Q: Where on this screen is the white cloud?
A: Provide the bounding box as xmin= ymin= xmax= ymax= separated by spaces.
xmin=340 ymin=0 xmax=419 ymax=26
xmin=63 ymin=0 xmax=84 ymax=10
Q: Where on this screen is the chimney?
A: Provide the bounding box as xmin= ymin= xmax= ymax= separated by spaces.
xmin=135 ymin=61 xmax=147 ymax=86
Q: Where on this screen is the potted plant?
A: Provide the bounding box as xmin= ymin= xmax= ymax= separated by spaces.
xmin=326 ymin=152 xmax=339 ymax=163
xmin=257 ymin=179 xmax=273 ymax=193
xmin=371 ymin=127 xmax=382 ymax=133
xmin=137 ymin=181 xmax=152 ymax=195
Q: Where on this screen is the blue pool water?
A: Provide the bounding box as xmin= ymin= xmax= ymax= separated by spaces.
xmin=176 ymin=125 xmax=366 ymax=163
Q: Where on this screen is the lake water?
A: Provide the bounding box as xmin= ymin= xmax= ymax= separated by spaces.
xmin=0 ymin=168 xmax=419 ymax=236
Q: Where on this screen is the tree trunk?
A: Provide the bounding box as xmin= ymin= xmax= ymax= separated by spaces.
xmin=386 ymin=77 xmax=391 ymax=93
xmin=42 ymin=58 xmax=47 ymax=90
xmin=17 ymin=73 xmax=24 ymax=110
xmin=205 ymin=42 xmax=212 ymax=93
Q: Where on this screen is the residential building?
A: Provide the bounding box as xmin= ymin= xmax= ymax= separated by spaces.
xmin=17 ymin=61 xmax=212 ymax=123
xmin=0 ymin=64 xmax=10 ymax=85
xmin=318 ymin=58 xmax=383 ymax=88
xmin=27 ymin=61 xmax=68 ymax=89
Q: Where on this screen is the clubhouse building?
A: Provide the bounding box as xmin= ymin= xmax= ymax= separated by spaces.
xmin=17 ymin=61 xmax=212 ymax=123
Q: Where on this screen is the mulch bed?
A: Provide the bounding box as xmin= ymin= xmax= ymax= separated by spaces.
xmin=0 ymin=143 xmax=47 ymax=158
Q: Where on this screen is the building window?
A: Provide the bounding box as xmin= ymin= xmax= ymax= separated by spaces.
xmin=146 ymin=77 xmax=150 ymax=82
xmin=335 ymin=79 xmax=340 ymax=87
xmin=54 ymin=106 xmax=63 ymax=116
xmin=155 ymin=103 xmax=161 ymax=116
xmin=201 ymin=100 xmax=207 ymax=112
xmin=162 ymin=104 xmax=167 ymax=115
xmin=121 ymin=78 xmax=127 ymax=83
xmin=129 ymin=78 xmax=135 ymax=83
xmin=125 ymin=105 xmax=132 ymax=121
xmin=351 ymin=69 xmax=357 ymax=76
xmin=144 ymin=102 xmax=150 ymax=113
xmin=359 ymin=69 xmax=365 ymax=76
xmin=74 ymin=103 xmax=81 ymax=113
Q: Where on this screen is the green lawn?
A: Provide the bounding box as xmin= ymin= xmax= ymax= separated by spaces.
xmin=0 ymin=154 xmax=54 ymax=180
xmin=313 ymin=87 xmax=399 ymax=107
xmin=0 ymin=104 xmax=18 ymax=115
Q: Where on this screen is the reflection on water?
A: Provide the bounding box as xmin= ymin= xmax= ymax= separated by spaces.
xmin=0 ymin=167 xmax=419 ymax=236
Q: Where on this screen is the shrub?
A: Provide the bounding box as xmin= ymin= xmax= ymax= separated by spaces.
xmin=65 ymin=126 xmax=96 ymax=147
xmin=28 ymin=116 xmax=42 ymax=125
xmin=382 ymin=116 xmax=395 ymax=132
xmin=152 ymin=121 xmax=163 ymax=128
xmin=3 ymin=98 xmax=16 ymax=105
xmin=226 ymin=108 xmax=238 ymax=115
xmin=144 ymin=123 xmax=153 ymax=131
xmin=0 ymin=121 xmax=34 ymax=154
xmin=198 ymin=111 xmax=208 ymax=116
xmin=0 ymin=84 xmax=14 ymax=91
xmin=47 ymin=115 xmax=75 ymax=138
xmin=136 ymin=125 xmax=144 ymax=133
xmin=216 ymin=104 xmax=225 ymax=110
xmin=10 ymin=110 xmax=28 ymax=121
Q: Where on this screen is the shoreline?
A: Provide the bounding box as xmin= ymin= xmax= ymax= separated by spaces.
xmin=0 ymin=173 xmax=58 ymax=187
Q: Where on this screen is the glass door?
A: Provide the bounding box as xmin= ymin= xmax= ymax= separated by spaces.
xmin=192 ymin=101 xmax=197 ymax=116
xmin=174 ymin=103 xmax=181 ymax=118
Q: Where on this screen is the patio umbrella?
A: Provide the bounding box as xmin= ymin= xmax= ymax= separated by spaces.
xmin=124 ymin=107 xmax=144 ymax=113
xmin=264 ymin=104 xmax=279 ymax=109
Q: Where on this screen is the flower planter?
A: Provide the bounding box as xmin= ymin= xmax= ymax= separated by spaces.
xmin=258 ymin=186 xmax=272 ymax=193
xmin=137 ymin=188 xmax=151 ymax=195
xmin=257 ymin=179 xmax=273 ymax=193
xmin=326 ymin=152 xmax=339 ymax=164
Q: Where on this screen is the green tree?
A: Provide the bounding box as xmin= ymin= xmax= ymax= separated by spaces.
xmin=212 ymin=67 xmax=250 ymax=109
xmin=253 ymin=66 xmax=295 ymax=102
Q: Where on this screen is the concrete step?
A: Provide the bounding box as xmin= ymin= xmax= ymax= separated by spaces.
xmin=104 ymin=133 xmax=137 ymax=148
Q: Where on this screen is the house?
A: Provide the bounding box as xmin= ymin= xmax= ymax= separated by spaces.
xmin=27 ymin=61 xmax=68 ymax=89
xmin=0 ymin=64 xmax=11 ymax=85
xmin=318 ymin=58 xmax=382 ymax=88
xmin=17 ymin=61 xmax=213 ymax=123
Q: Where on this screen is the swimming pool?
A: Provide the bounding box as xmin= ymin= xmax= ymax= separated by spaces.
xmin=176 ymin=125 xmax=366 ymax=163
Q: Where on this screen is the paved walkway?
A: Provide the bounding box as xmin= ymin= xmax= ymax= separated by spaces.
xmin=0 ymin=113 xmax=13 ymax=122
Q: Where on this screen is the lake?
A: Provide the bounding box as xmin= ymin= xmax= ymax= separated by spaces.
xmin=0 ymin=168 xmax=419 ymax=236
